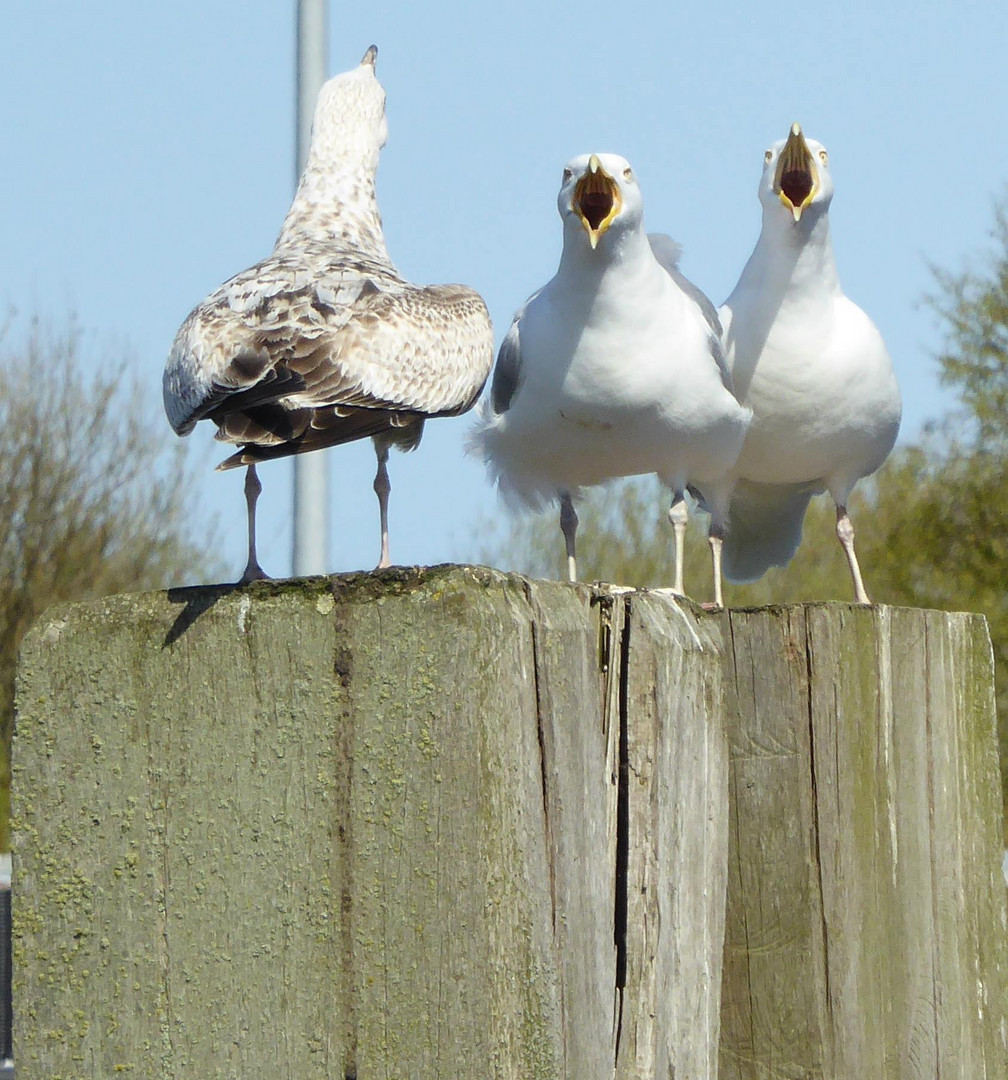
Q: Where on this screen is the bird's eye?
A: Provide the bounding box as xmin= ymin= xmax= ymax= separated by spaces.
xmin=623 ymin=167 xmax=633 ymax=180
xmin=819 ymin=150 xmax=828 ymax=164
xmin=562 ymin=167 xmax=573 ymax=183
xmin=764 ymin=149 xmax=773 ymax=163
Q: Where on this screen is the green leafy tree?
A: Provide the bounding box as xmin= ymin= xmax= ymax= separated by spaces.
xmin=929 ymin=203 xmax=1008 ymax=447
xmin=0 ymin=318 xmax=220 ymax=848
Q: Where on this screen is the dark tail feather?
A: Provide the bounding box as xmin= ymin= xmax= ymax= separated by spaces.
xmin=215 ymin=408 xmax=426 ymax=471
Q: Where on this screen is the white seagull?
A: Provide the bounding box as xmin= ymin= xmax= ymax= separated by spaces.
xmin=719 ymin=123 xmax=901 ymax=603
xmin=163 ymin=46 xmax=494 ymax=582
xmin=470 ymin=153 xmax=751 ymax=605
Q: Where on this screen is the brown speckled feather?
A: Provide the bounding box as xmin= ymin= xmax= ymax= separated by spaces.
xmin=162 ymin=57 xmax=493 ymax=467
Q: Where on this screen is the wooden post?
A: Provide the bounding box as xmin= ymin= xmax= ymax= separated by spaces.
xmin=719 ymin=605 xmax=1008 ymax=1078
xmin=13 ymin=572 xmax=1007 ymax=1078
xmin=13 ymin=568 xmax=727 ymax=1079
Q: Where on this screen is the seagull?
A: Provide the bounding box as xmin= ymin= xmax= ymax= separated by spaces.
xmin=163 ymin=46 xmax=494 ymax=582
xmin=719 ymin=123 xmax=901 ymax=603
xmin=470 ymin=153 xmax=751 ymax=605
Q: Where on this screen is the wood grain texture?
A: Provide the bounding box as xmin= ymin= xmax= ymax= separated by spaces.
xmin=15 ymin=578 xmax=1005 ymax=1079
xmin=718 ymin=604 xmax=1008 ymax=1080
xmin=13 ymin=568 xmax=727 ymax=1079
xmin=521 ymin=581 xmax=619 ymax=1077
xmin=617 ymin=594 xmax=729 ymax=1080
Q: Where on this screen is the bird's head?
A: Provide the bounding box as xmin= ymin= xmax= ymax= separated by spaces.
xmin=558 ymin=152 xmax=644 ymax=251
xmin=759 ymin=123 xmax=833 ymax=224
xmin=308 ymin=45 xmax=388 ymax=170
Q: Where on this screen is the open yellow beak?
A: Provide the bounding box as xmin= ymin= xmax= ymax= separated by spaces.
xmin=774 ymin=122 xmax=818 ymax=222
xmin=573 ymin=154 xmax=622 ymax=249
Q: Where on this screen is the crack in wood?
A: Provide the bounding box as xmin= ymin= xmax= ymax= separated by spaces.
xmin=332 ymin=619 xmax=358 ymax=1078
xmin=521 ymin=580 xmax=558 ymax=938
xmin=803 ymin=614 xmax=833 ymax=1029
xmin=726 ymin=611 xmax=759 ymax=1060
xmin=803 ymin=617 xmax=834 ymax=1071
xmin=613 ymin=595 xmax=631 ymax=1067
xmin=530 ymin=613 xmax=558 ymax=934
xmin=922 ymin=615 xmax=944 ymax=1076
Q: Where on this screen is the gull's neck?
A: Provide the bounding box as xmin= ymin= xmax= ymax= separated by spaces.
xmin=723 ymin=205 xmax=842 ymax=400
xmin=556 ymin=224 xmax=658 ymax=296
xmin=274 ymin=150 xmax=392 ymax=263
xmin=733 ymin=206 xmax=841 ymax=306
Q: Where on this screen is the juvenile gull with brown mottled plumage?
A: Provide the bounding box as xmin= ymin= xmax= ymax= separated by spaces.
xmin=163 ymin=46 xmax=493 ymax=581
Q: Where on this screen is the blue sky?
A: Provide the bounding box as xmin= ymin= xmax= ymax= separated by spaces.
xmin=4 ymin=1 xmax=1008 ymax=582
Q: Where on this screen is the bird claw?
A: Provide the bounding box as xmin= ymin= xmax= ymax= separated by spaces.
xmin=237 ymin=561 xmax=270 ymax=585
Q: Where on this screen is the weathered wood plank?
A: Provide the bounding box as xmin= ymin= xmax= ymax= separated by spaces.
xmin=718 ymin=605 xmax=832 ymax=1079
xmin=327 ymin=571 xmax=561 ymax=1078
xmin=16 ymin=578 xmax=1005 ymax=1078
xmin=522 ymin=581 xmax=619 ymax=1078
xmin=15 ymin=571 xmax=563 ymax=1077
xmin=14 ymin=569 xmax=729 ymax=1079
xmin=617 ymin=594 xmax=728 ymax=1080
xmin=719 ymin=603 xmax=1008 ymax=1080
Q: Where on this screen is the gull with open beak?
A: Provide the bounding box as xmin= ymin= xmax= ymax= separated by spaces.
xmin=775 ymin=121 xmax=819 ymax=222
xmin=718 ymin=123 xmax=901 ymax=602
xmin=573 ymin=153 xmax=623 ymax=249
xmin=470 ymin=152 xmax=751 ymax=605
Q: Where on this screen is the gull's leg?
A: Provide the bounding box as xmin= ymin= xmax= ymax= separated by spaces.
xmin=707 ymin=523 xmax=725 ymax=610
xmin=374 ymin=443 xmax=392 ymax=569
xmin=238 ymin=463 xmax=269 ymax=584
xmin=667 ymin=491 xmax=688 ymax=595
xmin=559 ymin=491 xmax=578 ymax=583
xmin=691 ymin=482 xmax=729 ymax=610
xmin=836 ymin=505 xmax=870 ymax=605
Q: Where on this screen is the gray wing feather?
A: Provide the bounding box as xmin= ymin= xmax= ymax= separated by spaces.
xmin=649 ymin=231 xmax=721 ymax=337
xmin=490 ymin=287 xmax=542 ymax=415
xmin=647 ymin=232 xmax=684 ymax=274
xmin=666 ymin=264 xmax=723 ymax=339
xmin=649 ymin=233 xmax=735 ymax=394
xmin=705 ymin=332 xmax=736 ymax=396
xmin=490 ymin=318 xmax=523 ymax=414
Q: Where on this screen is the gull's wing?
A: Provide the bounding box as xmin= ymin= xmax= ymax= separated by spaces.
xmin=649 ymin=232 xmax=722 ymax=338
xmin=488 ymin=288 xmax=544 ymax=416
xmin=490 ymin=317 xmax=523 ymax=415
xmin=647 ymin=232 xmax=683 ymax=274
xmin=648 ymin=232 xmax=734 ymax=395
xmin=164 ymin=246 xmax=493 ymax=440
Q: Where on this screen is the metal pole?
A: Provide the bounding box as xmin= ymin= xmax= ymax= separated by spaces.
xmin=292 ymin=0 xmax=329 ymax=576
